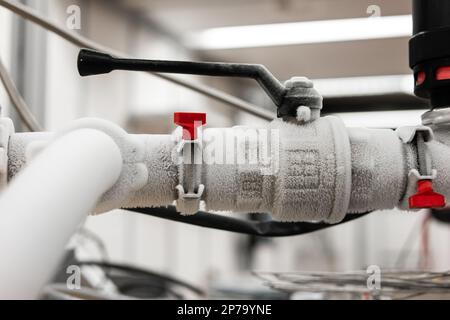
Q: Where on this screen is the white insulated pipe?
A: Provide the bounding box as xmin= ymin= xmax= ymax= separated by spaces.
xmin=0 ymin=129 xmax=122 ymax=299
xmin=7 ymin=116 xmax=450 ymax=224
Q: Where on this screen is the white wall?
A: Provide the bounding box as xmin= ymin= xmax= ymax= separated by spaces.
xmin=0 ymin=7 xmax=12 ymax=116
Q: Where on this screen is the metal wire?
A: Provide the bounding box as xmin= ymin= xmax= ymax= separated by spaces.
xmin=0 ymin=56 xmax=42 ymax=131
xmin=256 ymin=270 xmax=450 ymax=299
xmin=42 ymin=283 xmax=136 ymax=300
xmin=77 ymin=261 xmax=206 ymax=297
xmin=0 ymin=0 xmax=275 ymax=121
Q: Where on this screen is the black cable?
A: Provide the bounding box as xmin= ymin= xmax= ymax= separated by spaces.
xmin=113 ymin=279 xmax=184 ymax=300
xmin=77 ymin=261 xmax=205 ymax=297
xmin=128 ymin=206 xmax=371 ymax=237
xmin=431 ymin=208 xmax=450 ymax=224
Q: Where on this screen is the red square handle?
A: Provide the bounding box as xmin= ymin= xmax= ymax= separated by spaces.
xmin=409 ymin=180 xmax=445 ymax=209
xmin=174 ymin=112 xmax=206 ymax=140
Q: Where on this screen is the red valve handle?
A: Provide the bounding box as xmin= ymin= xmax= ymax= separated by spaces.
xmin=409 ymin=180 xmax=445 ymax=209
xmin=174 ymin=112 xmax=206 ymax=140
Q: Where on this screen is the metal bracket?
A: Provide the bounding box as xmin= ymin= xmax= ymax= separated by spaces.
xmin=175 ymin=138 xmax=205 ymax=215
xmin=173 ymin=113 xmax=206 ymax=215
xmin=396 ymin=126 xmax=445 ymax=209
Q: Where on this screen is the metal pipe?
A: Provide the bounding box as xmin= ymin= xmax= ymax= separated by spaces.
xmin=0 ymin=128 xmax=122 ymax=299
xmin=0 ymin=0 xmax=275 ymax=121
xmin=0 ymin=56 xmax=42 ymax=131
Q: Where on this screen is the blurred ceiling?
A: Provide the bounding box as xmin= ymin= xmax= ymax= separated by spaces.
xmin=119 ymin=0 xmax=413 ymax=80
xmin=120 ymin=0 xmax=411 ymax=31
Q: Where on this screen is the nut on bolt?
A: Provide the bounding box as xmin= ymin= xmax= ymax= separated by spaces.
xmin=284 ymin=77 xmax=322 ymax=122
xmin=284 ymin=77 xmax=314 ymax=89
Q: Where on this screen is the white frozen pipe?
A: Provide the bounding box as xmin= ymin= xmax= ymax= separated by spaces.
xmin=8 ymin=117 xmax=450 ymax=224
xmin=0 ymin=129 xmax=122 ymax=299
xmin=6 ymin=118 xmax=413 ymax=222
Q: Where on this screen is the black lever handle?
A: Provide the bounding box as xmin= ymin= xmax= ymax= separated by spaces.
xmin=77 ymin=49 xmax=322 ymax=118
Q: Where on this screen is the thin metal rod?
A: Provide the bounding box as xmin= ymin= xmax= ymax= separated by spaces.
xmin=0 ymin=0 xmax=275 ymax=121
xmin=0 ymin=56 xmax=43 ymax=131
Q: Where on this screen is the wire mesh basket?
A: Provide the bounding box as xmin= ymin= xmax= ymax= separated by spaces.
xmin=255 ymin=270 xmax=450 ymax=300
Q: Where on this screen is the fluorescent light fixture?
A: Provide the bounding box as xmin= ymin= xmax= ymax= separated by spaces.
xmin=335 ymin=110 xmax=426 ymax=128
xmin=186 ymin=15 xmax=412 ymax=50
xmin=313 ymin=75 xmax=413 ymax=98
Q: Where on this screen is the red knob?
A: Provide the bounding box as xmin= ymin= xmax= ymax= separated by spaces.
xmin=174 ymin=112 xmax=206 ymax=140
xmin=409 ymin=180 xmax=446 ymax=209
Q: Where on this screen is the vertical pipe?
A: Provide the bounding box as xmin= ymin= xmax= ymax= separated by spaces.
xmin=0 ymin=129 xmax=122 ymax=299
xmin=412 ymin=0 xmax=450 ymax=35
xmin=410 ymin=0 xmax=450 ymax=107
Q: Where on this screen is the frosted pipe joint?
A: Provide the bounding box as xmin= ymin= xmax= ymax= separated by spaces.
xmin=44 ymin=118 xmax=149 ymax=213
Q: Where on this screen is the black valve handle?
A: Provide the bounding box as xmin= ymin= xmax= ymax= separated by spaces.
xmin=77 ymin=49 xmax=322 ymax=118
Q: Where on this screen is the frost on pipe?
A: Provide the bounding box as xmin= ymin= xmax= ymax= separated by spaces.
xmin=0 ymin=129 xmax=122 ymax=299
xmin=7 ymin=116 xmax=450 ymax=226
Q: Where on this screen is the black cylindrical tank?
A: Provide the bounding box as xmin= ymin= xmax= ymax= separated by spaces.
xmin=410 ymin=0 xmax=450 ymax=108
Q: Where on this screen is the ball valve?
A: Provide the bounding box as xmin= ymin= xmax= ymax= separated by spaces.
xmin=24 ymin=48 xmax=442 ymax=224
